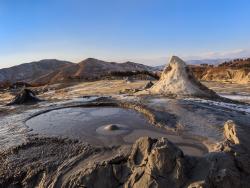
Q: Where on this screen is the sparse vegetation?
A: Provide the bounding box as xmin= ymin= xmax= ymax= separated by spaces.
xmin=218 ymin=58 xmax=250 ymax=68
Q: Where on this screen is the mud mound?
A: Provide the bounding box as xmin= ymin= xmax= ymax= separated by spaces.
xmin=149 ymin=56 xmax=219 ymax=98
xmin=7 ymin=88 xmax=41 ymax=105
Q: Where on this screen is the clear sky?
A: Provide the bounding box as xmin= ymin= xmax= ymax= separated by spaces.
xmin=1 ymin=0 xmax=250 ymax=68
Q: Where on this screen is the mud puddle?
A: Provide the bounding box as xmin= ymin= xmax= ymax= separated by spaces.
xmin=26 ymin=106 xmax=207 ymax=156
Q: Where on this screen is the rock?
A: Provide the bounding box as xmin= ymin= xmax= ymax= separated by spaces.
xmin=148 ymin=56 xmax=219 ymax=98
xmin=143 ymin=81 xmax=154 ymax=89
xmin=126 ymin=137 xmax=187 ymax=188
xmin=224 ymin=120 xmax=240 ymax=144
xmin=62 ymin=137 xmax=188 ymax=188
xmin=203 ymin=120 xmax=250 ymax=188
xmin=223 ymin=120 xmax=250 ymax=176
xmin=7 ymin=88 xmax=41 ymax=105
xmin=205 ymin=152 xmax=242 ymax=188
xmin=65 ymin=136 xmax=250 ymax=188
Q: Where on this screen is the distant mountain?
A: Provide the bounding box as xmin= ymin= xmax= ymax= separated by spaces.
xmin=33 ymin=58 xmax=154 ymax=84
xmin=154 ymin=58 xmax=231 ymax=71
xmin=0 ymin=58 xmax=155 ymax=86
xmin=152 ymin=65 xmax=165 ymax=71
xmin=186 ymin=58 xmax=231 ymax=65
xmin=0 ymin=59 xmax=73 ymax=84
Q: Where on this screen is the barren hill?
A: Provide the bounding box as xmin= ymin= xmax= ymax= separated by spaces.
xmin=0 ymin=58 xmax=155 ymax=87
xmin=0 ymin=59 xmax=73 ymax=84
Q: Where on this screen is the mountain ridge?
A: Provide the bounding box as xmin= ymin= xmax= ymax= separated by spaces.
xmin=0 ymin=58 xmax=154 ymax=86
xmin=33 ymin=58 xmax=154 ymax=84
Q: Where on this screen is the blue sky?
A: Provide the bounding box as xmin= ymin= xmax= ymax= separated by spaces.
xmin=0 ymin=0 xmax=250 ymax=68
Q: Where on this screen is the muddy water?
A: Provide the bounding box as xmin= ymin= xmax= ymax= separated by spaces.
xmin=26 ymin=107 xmax=207 ymax=156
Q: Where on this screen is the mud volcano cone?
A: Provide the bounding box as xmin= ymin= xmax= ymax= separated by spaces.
xmin=149 ymin=56 xmax=218 ymax=98
xmin=8 ymin=88 xmax=41 ymax=105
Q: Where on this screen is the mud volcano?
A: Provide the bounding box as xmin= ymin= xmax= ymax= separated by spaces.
xmin=8 ymin=88 xmax=41 ymax=105
xmin=26 ymin=106 xmax=206 ymax=156
xmin=148 ymin=56 xmax=219 ymax=98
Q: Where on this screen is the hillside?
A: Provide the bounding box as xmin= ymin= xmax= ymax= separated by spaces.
xmin=0 ymin=59 xmax=73 ymax=84
xmin=33 ymin=58 xmax=154 ymax=84
xmin=191 ymin=58 xmax=250 ymax=84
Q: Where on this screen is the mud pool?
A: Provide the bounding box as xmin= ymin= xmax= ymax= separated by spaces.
xmin=26 ymin=106 xmax=207 ymax=156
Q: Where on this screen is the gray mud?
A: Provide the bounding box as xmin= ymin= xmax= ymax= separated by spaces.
xmin=145 ymin=97 xmax=250 ymax=143
xmin=26 ymin=107 xmax=160 ymax=147
xmin=1 ymin=95 xmax=250 ymax=187
xmin=0 ymin=137 xmax=98 ymax=188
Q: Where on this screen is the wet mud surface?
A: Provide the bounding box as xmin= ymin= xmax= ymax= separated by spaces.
xmin=25 ymin=105 xmax=207 ymax=156
xmin=26 ymin=107 xmax=159 ymax=146
xmin=145 ymin=97 xmax=250 ymax=143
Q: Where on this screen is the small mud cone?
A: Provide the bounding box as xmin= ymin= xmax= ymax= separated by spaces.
xmin=7 ymin=88 xmax=41 ymax=105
